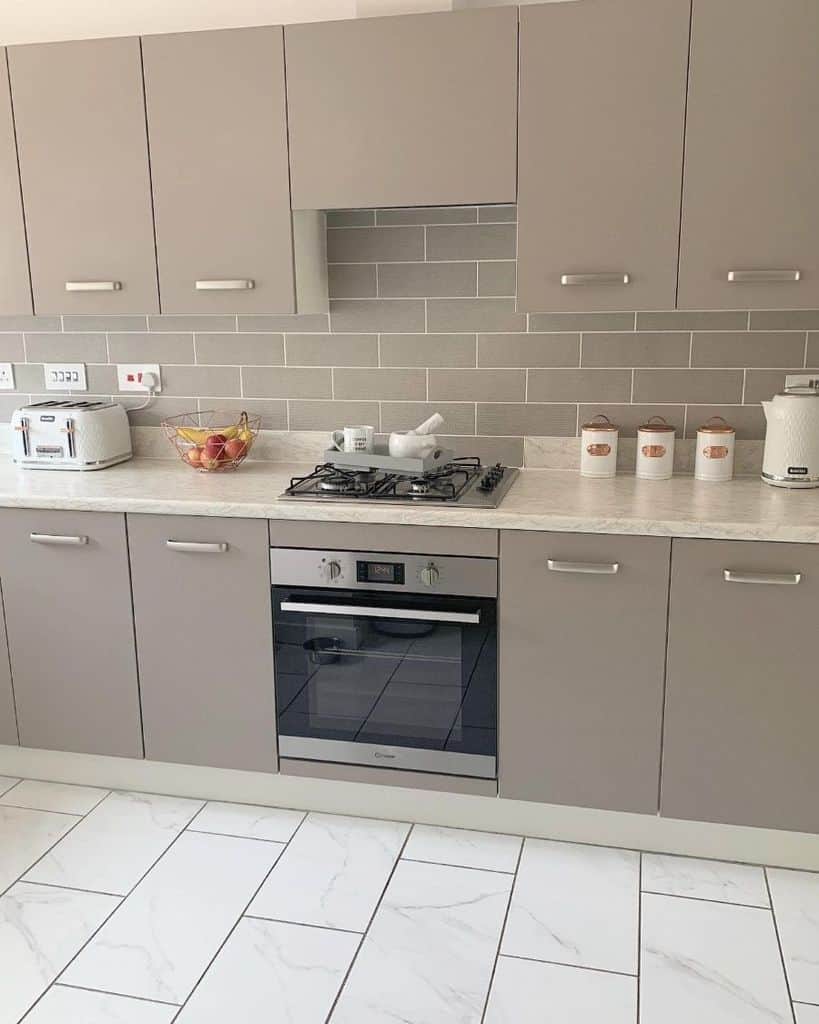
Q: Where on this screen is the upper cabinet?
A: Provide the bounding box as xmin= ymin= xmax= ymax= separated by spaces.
xmin=679 ymin=0 xmax=819 ymax=310
xmin=0 ymin=49 xmax=32 ymax=316
xmin=284 ymin=7 xmax=518 ymax=210
xmin=516 ymin=0 xmax=690 ymax=313
xmin=8 ymin=37 xmax=159 ymax=314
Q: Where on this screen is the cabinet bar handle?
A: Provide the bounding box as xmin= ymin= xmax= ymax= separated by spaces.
xmin=65 ymin=281 xmax=122 ymax=292
xmin=723 ymin=569 xmax=801 ymax=585
xmin=30 ymin=533 xmax=88 ymax=546
xmin=727 ymin=270 xmax=801 ymax=284
xmin=166 ymin=540 xmax=228 ymax=553
xmin=195 ymin=279 xmax=255 ymax=291
xmin=547 ymin=559 xmax=620 ymax=575
xmin=560 ymin=273 xmax=630 ymax=286
xmin=280 ymin=601 xmax=480 ymax=624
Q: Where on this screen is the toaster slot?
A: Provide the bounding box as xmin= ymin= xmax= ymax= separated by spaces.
xmin=20 ymin=417 xmax=30 ymax=457
xmin=65 ymin=417 xmax=75 ymax=458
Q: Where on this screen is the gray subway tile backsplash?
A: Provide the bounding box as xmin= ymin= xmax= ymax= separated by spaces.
xmin=581 ymin=332 xmax=690 ymax=368
xmin=289 ymin=400 xmax=379 ymax=432
xmin=0 ymin=334 xmax=24 ymax=362
xmin=742 ymin=369 xmax=809 ymax=406
xmin=380 ymin=401 xmax=476 ymax=435
xmin=238 ymin=313 xmax=329 ymax=333
xmin=477 ymin=333 xmax=578 ymax=368
xmin=633 ymin=368 xmax=744 ymax=405
xmin=683 ymin=404 xmax=766 ymax=440
xmin=380 ymin=334 xmax=476 ymax=368
xmin=748 ymin=310 xmax=819 ymax=331
xmin=25 ymin=333 xmax=108 ymax=363
xmin=376 ymin=206 xmax=478 ymax=226
xmin=529 ymin=312 xmax=635 ymax=333
xmin=690 ymin=331 xmax=806 ymax=368
xmin=330 ymin=298 xmax=426 ymax=333
xmin=425 ymin=223 xmax=516 ymax=261
xmin=326 ymin=210 xmax=376 ymax=228
xmin=195 ymin=333 xmax=284 ymax=367
xmin=160 ymin=365 xmax=241 ymax=398
xmin=427 ymin=298 xmax=526 ymax=333
xmin=242 ymin=366 xmax=332 ymax=400
xmin=328 ymin=264 xmax=378 ymax=299
xmin=108 ymin=332 xmax=196 ymax=365
xmin=333 ymin=367 xmax=426 ymax=402
xmin=0 ymin=315 xmax=61 ymax=332
xmin=478 ymin=205 xmax=517 ymax=223
xmin=478 ymin=261 xmax=516 ymax=297
xmin=428 ymin=368 xmax=525 ymax=403
xmin=635 ymin=310 xmax=748 ymax=331
xmin=577 ymin=404 xmax=685 ymax=438
xmin=148 ymin=314 xmax=236 ymax=333
xmin=285 ymin=333 xmax=378 ymax=367
xmin=62 ymin=315 xmax=149 ymax=333
xmin=527 ymin=369 xmax=632 ymax=404
xmin=327 ymin=225 xmax=424 ymax=264
xmin=377 ymin=261 xmax=477 ymax=298
xmin=477 ymin=403 xmax=576 ymax=437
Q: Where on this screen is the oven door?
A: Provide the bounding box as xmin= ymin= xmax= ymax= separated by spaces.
xmin=272 ymin=587 xmax=497 ymax=778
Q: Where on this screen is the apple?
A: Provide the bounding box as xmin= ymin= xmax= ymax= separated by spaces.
xmin=204 ymin=433 xmax=228 ymax=460
xmin=224 ymin=437 xmax=248 ymax=461
xmin=183 ymin=446 xmax=202 ymax=467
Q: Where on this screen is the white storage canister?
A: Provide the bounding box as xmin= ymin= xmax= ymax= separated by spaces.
xmin=580 ymin=414 xmax=619 ymax=478
xmin=636 ymin=416 xmax=675 ymax=480
xmin=695 ymin=415 xmax=735 ymax=482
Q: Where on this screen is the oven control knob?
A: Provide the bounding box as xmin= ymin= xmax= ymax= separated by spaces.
xmin=420 ymin=564 xmax=440 ymax=587
xmin=324 ymin=560 xmax=343 ymax=581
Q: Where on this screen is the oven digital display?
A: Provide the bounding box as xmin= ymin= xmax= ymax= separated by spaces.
xmin=356 ymin=560 xmax=405 ymax=585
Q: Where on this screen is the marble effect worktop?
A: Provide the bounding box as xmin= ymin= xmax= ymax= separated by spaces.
xmin=0 ymin=455 xmax=818 ymax=543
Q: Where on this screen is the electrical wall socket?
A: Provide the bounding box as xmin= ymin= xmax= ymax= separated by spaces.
xmin=117 ymin=364 xmax=162 ymax=392
xmin=0 ymin=363 xmax=14 ymax=390
xmin=44 ymin=363 xmax=87 ymax=391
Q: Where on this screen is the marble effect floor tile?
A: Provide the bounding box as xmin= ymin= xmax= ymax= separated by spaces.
xmin=248 ymin=812 xmax=409 ymax=932
xmin=642 ymin=853 xmax=769 ymax=907
xmin=0 ymin=776 xmax=19 ymax=797
xmin=640 ymin=892 xmax=792 ymax=1024
xmin=189 ymin=800 xmax=305 ymax=843
xmin=501 ymin=839 xmax=639 ymax=975
xmin=403 ymin=824 xmax=521 ymax=873
xmin=0 ymin=881 xmax=118 ymax=1024
xmin=24 ymin=986 xmax=177 ymax=1023
xmin=177 ymin=918 xmax=360 ymax=1023
xmin=0 ymin=779 xmax=109 ymax=815
xmin=484 ymin=955 xmax=638 ymax=1024
xmin=25 ymin=791 xmax=204 ymax=895
xmin=767 ymin=867 xmax=819 ymax=1004
xmin=331 ymin=859 xmax=513 ymax=1024
xmin=0 ymin=805 xmax=78 ymax=894
xmin=795 ymin=1005 xmax=819 ymax=1024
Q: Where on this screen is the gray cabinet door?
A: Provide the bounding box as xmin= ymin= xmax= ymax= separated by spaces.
xmin=499 ymin=531 xmax=670 ymax=813
xmin=285 ymin=7 xmax=518 ymax=210
xmin=662 ymin=539 xmax=819 ymax=833
xmin=0 ymin=509 xmax=142 ymax=757
xmin=678 ymin=0 xmax=819 ymax=310
xmin=0 ymin=48 xmax=32 ymax=316
xmin=128 ymin=514 xmax=276 ymax=772
xmin=516 ymin=0 xmax=690 ymax=313
xmin=142 ymin=27 xmax=297 ymax=314
xmin=0 ymin=583 xmax=18 ymax=747
xmin=8 ymin=37 xmax=158 ymax=314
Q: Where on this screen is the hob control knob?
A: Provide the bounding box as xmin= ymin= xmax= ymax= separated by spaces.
xmin=324 ymin=560 xmax=342 ymax=581
xmin=420 ymin=564 xmax=440 ymax=587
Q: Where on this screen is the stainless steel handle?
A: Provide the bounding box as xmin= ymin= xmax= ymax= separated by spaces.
xmin=279 ymin=601 xmax=480 ymax=624
xmin=65 ymin=280 xmax=122 ymax=292
xmin=560 ymin=273 xmax=630 ymax=286
xmin=30 ymin=533 xmax=88 ymax=546
xmin=547 ymin=559 xmax=620 ymax=575
xmin=195 ymin=279 xmax=255 ymax=291
xmin=166 ymin=540 xmax=228 ymax=553
xmin=727 ymin=270 xmax=801 ymax=284
xmin=723 ymin=569 xmax=801 ymax=586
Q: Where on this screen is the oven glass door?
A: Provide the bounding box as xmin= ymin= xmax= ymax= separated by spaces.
xmin=272 ymin=586 xmax=497 ymax=778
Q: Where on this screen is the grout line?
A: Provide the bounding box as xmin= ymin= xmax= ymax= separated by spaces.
xmin=501 ymin=952 xmax=638 ymax=980
xmin=400 ymin=856 xmax=517 ymax=876
xmin=185 ymin=828 xmax=291 ymax=845
xmin=479 ymin=835 xmax=525 ymax=1023
xmin=636 ymin=852 xmax=643 ymax=1023
xmin=55 ymin=982 xmax=181 ymax=1008
xmin=641 ymin=889 xmax=770 ymax=911
xmin=22 ymin=879 xmax=122 ymax=898
xmin=804 ymin=331 xmax=809 ymax=369
xmin=242 ymin=914 xmax=363 ymax=936
xmin=0 ymin=802 xmax=91 ymax=819
xmin=764 ymin=868 xmax=799 ymax=1024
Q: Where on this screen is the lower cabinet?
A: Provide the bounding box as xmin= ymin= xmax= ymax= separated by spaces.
xmin=0 ymin=584 xmax=17 ymax=746
xmin=499 ymin=531 xmax=670 ymax=813
xmin=0 ymin=509 xmax=142 ymax=757
xmin=662 ymin=538 xmax=819 ymax=833
xmin=128 ymin=514 xmax=276 ymax=772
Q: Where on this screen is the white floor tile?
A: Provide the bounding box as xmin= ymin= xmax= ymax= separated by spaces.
xmin=795 ymin=1004 xmax=819 ymax=1024
xmin=0 ymin=805 xmax=78 ymax=894
xmin=331 ymin=859 xmax=513 ymax=1024
xmin=642 ymin=853 xmax=769 ymax=907
xmin=24 ymin=791 xmax=204 ymax=895
xmin=0 ymin=779 xmax=109 ymax=815
xmin=177 ymin=918 xmax=360 ymax=1024
xmin=484 ymin=955 xmax=637 ymax=1024
xmin=0 ymin=776 xmax=19 ymax=797
xmin=501 ymin=839 xmax=639 ymax=975
xmin=189 ymin=800 xmax=304 ymax=843
xmin=0 ymin=882 xmax=118 ymax=1024
xmin=63 ymin=831 xmax=283 ymax=1004
xmin=24 ymin=986 xmax=178 ymax=1023
xmin=403 ymin=824 xmax=521 ymax=873
xmin=768 ymin=867 xmax=819 ymax=1004
xmin=640 ymin=892 xmax=792 ymax=1024
xmin=248 ymin=812 xmax=409 ymax=932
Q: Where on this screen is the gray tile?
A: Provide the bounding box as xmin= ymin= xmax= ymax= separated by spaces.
xmin=749 ymin=310 xmax=819 ymax=331
xmin=445 ymin=435 xmax=524 ymax=467
xmin=578 ymin=404 xmax=685 ymax=438
xmin=380 ymin=334 xmax=476 ymax=368
xmin=376 ymin=207 xmax=477 ymax=226
xmin=160 ymin=365 xmax=241 ymax=398
xmin=148 ymin=315 xmax=236 ymax=332
xmin=478 ymin=261 xmax=516 ymax=297
xmin=238 ymin=314 xmax=329 ymax=333
xmin=289 ymin=400 xmax=380 ymax=432
xmin=743 ymin=369 xmax=814 ymax=405
xmin=582 ymin=332 xmax=690 ymax=368
xmin=286 ymin=334 xmax=378 ymax=367
xmin=330 ymin=299 xmax=425 ymax=333
xmin=63 ymin=315 xmax=148 ymax=332
xmin=326 ymin=226 xmax=424 ymax=264
xmin=429 ymin=368 xmax=525 ymax=402
xmin=328 ymin=264 xmax=378 ymax=299
xmin=11 ymin=363 xmax=45 ymax=392
xmin=633 ymin=369 xmax=743 ymax=404
xmin=684 ymin=405 xmax=766 ymax=440
xmin=478 ymin=205 xmax=517 ymax=223
xmin=120 ymin=395 xmax=195 ymax=426
xmin=0 ymin=334 xmax=24 ymax=361
xmin=334 ymin=367 xmax=426 ymax=401
xmin=326 ymin=210 xmax=375 ymax=228
xmin=25 ymin=333 xmax=107 ymax=363
xmin=478 ymin=333 xmax=578 ymax=368
xmin=477 ymin=403 xmax=577 ymax=437
xmin=807 ymin=333 xmax=819 ymax=365
xmin=426 ymin=224 xmax=516 ymax=261
xmin=196 ymin=333 xmax=283 ymax=366
xmin=636 ymin=310 xmax=748 ymax=331
xmin=201 ymin=398 xmax=287 ymax=431
xmin=427 ymin=298 xmax=526 ymax=333
xmin=377 ymin=262 xmax=476 ymax=298
xmin=108 ymin=333 xmax=195 ymax=364
xmin=0 ymin=315 xmax=60 ymax=332
xmin=528 ymin=369 xmax=632 ymax=403
xmin=381 ymin=402 xmax=475 ymax=435
xmin=0 ymin=395 xmax=22 ymax=420
xmin=691 ymin=331 xmax=805 ymax=368
xmin=242 ymin=367 xmax=332 ymax=400
xmin=530 ymin=312 xmax=635 ymax=333
xmin=86 ymin=364 xmax=118 ymax=394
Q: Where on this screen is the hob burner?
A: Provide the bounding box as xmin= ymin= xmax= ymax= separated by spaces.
xmin=319 ymin=471 xmax=374 ymax=494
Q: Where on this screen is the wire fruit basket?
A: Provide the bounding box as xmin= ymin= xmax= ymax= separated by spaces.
xmin=161 ymin=410 xmax=261 ymax=472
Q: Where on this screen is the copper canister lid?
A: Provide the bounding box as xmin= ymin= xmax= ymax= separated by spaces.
xmin=581 ymin=413 xmax=619 ymax=432
xmin=697 ymin=415 xmax=735 ymax=434
xmin=638 ymin=415 xmax=675 ymax=433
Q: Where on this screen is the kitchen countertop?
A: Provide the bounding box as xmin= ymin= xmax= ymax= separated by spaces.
xmin=0 ymin=456 xmax=818 ymax=543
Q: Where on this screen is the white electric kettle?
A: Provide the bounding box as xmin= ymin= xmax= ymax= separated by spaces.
xmin=761 ymin=383 xmax=819 ymax=488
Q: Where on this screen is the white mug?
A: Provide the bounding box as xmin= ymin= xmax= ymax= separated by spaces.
xmin=330 ymin=425 xmax=374 ymax=453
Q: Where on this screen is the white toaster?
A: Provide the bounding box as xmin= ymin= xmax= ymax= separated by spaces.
xmin=12 ymin=400 xmax=133 ymax=470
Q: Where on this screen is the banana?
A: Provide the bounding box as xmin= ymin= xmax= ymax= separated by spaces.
xmin=176 ymin=424 xmax=239 ymax=444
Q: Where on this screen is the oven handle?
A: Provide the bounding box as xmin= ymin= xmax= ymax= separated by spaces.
xmin=279 ymin=601 xmax=481 ymax=625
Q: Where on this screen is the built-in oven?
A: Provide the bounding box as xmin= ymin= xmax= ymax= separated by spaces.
xmin=271 ymin=548 xmax=497 ymax=779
